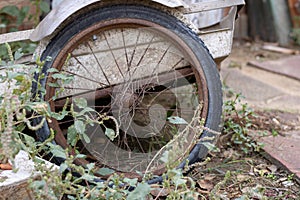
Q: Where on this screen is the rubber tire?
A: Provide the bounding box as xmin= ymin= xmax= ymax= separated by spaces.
xmin=33 ymin=4 xmax=223 ymax=168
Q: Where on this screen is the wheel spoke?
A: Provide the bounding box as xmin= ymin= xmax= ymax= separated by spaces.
xmin=121 ymin=29 xmax=130 ymax=69
xmin=40 ymin=12 xmax=217 ymax=177
xmin=71 ymin=54 xmax=98 ymax=82
xmin=62 ymin=69 xmax=108 ymax=87
xmin=128 ymin=29 xmax=141 ymax=68
xmin=136 ymin=35 xmax=156 ymax=67
xmin=103 ymin=32 xmax=125 ymax=78
xmin=86 ymin=41 xmax=111 ymax=85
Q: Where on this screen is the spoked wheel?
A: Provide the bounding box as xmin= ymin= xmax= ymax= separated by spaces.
xmin=34 ymin=4 xmax=222 ymax=178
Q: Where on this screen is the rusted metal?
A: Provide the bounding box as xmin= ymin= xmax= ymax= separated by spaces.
xmin=54 ymin=67 xmax=194 ymax=109
xmin=44 ymin=17 xmax=209 ymax=175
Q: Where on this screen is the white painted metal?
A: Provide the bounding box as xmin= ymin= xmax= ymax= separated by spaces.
xmin=29 ymin=0 xmax=244 ymax=42
xmin=183 ymin=0 xmax=223 ymax=28
xmin=198 ymin=6 xmax=237 ymax=59
xmin=0 ymin=0 xmax=244 ymax=60
xmin=29 ymin=0 xmax=185 ymax=41
xmin=181 ymin=0 xmax=245 ymax=14
xmin=0 ymin=29 xmax=34 ymax=44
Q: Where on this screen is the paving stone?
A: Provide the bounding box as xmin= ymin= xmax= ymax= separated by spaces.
xmin=221 ymin=68 xmax=284 ymax=101
xmin=260 ymin=131 xmax=300 ymax=179
xmin=221 ymin=53 xmax=300 ymax=181
xmin=249 ymin=55 xmax=300 ymax=81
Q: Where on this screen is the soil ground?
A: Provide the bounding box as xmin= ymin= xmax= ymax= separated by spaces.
xmin=187 ymin=41 xmax=300 ymax=199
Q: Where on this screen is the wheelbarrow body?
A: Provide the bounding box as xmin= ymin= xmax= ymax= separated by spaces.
xmin=0 ymin=0 xmax=245 ymax=179
xmin=30 ymin=0 xmax=244 ymax=60
xmin=0 ymin=0 xmax=245 ymax=61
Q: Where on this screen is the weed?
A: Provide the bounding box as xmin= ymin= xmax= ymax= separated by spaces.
xmin=291 ymin=28 xmax=300 ymax=46
xmin=0 ymin=43 xmax=206 ymax=199
xmin=222 ymin=92 xmax=264 ymax=154
xmin=290 ymin=16 xmax=300 ymax=46
xmin=0 ymin=0 xmax=50 ymax=60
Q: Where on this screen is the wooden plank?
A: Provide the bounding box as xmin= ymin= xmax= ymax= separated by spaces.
xmin=248 ymin=55 xmax=300 ymax=81
xmin=0 ymin=29 xmax=34 ymax=44
xmin=262 ymin=45 xmax=299 ymax=55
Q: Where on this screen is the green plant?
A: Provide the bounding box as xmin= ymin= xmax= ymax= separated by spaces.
xmin=0 ymin=5 xmax=29 ymax=32
xmin=0 ymin=1 xmax=50 ymax=60
xmin=29 ymin=0 xmax=50 ymax=25
xmin=291 ymin=28 xmax=300 ymax=46
xmin=0 ymin=43 xmax=206 ymax=199
xmin=222 ymin=92 xmax=264 ymax=154
xmin=0 ymin=4 xmax=36 ymax=60
xmin=266 ymin=173 xmax=277 ymax=180
xmin=0 ymin=0 xmax=50 ymax=30
xmin=291 ymin=16 xmax=300 ymax=46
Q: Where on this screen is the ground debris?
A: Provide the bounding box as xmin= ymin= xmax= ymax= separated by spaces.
xmin=189 ymin=143 xmax=300 ymax=199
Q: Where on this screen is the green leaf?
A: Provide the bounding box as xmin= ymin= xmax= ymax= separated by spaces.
xmin=67 ymin=195 xmax=76 ymax=200
xmin=23 ymin=134 xmax=35 ymax=146
xmin=86 ymin=163 xmax=95 ymax=171
xmin=105 ymin=128 xmax=116 ymax=141
xmin=13 ymin=74 xmax=25 ymax=82
xmin=30 ymin=180 xmax=46 ymax=190
xmin=51 ymin=110 xmax=68 ymax=120
xmin=78 ymin=107 xmax=95 ymax=116
xmin=82 ymin=133 xmax=90 ymax=144
xmin=168 ymin=116 xmax=188 ymax=125
xmin=16 ymin=6 xmax=29 ymax=25
xmin=48 ymin=143 xmax=66 ymax=159
xmin=51 ymin=73 xmax=73 ymax=81
xmin=173 ymin=176 xmax=186 ymax=187
xmin=127 ymin=183 xmax=151 ymax=200
xmin=201 ymin=142 xmax=220 ymax=152
xmin=74 ymin=98 xmax=87 ymax=109
xmin=39 ymin=1 xmax=50 ymax=13
xmin=67 ymin=125 xmax=77 ymax=146
xmin=74 ymin=120 xmax=86 ymax=135
xmin=14 ymin=48 xmax=24 ymax=60
xmin=82 ymin=174 xmax=95 ymax=182
xmin=124 ymin=178 xmax=138 ymax=187
xmin=59 ymin=163 xmax=68 ymax=173
xmin=21 ymin=6 xmax=29 ymax=15
xmin=75 ymin=154 xmax=87 ymax=159
xmin=1 ymin=6 xmax=19 ymax=16
xmin=7 ymin=72 xmax=19 ymax=80
xmin=160 ymin=151 xmax=169 ymax=163
xmin=47 ymin=68 xmax=59 ymax=73
xmin=47 ymin=82 xmax=60 ymax=88
xmin=97 ymin=168 xmax=115 ymax=176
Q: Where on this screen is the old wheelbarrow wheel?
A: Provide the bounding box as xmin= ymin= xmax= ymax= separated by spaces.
xmin=33 ymin=4 xmax=222 ymax=178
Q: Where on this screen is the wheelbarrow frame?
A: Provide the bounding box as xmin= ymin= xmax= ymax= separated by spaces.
xmin=0 ymin=0 xmax=245 ymax=61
